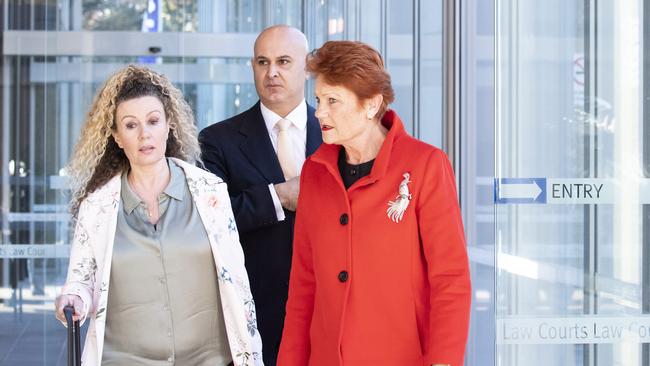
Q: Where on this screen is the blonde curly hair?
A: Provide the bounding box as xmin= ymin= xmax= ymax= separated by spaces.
xmin=67 ymin=65 xmax=201 ymax=216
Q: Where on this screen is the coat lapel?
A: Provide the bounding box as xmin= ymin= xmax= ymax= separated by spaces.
xmin=238 ymin=103 xmax=285 ymax=183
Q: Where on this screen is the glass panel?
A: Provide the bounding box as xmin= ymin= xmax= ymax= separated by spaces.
xmin=80 ymin=0 xmax=302 ymax=33
xmin=386 ymin=0 xmax=414 ymax=133
xmin=418 ymin=0 xmax=443 ymax=147
xmin=461 ymin=0 xmax=496 ymax=364
xmin=14 ymin=0 xmax=307 ymax=33
xmin=302 ymin=0 xmax=444 ymax=142
xmin=82 ymin=1 xmax=149 ymax=31
xmin=495 ymin=0 xmax=646 ymax=365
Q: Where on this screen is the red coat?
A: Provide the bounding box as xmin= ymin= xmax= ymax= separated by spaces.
xmin=278 ymin=111 xmax=471 ymax=366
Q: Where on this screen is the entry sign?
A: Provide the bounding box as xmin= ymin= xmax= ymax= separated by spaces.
xmin=547 ymin=178 xmax=614 ymax=204
xmin=495 ymin=178 xmax=617 ymax=204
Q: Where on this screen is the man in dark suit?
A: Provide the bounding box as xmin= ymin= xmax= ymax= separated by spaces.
xmin=199 ymin=25 xmax=322 ymax=366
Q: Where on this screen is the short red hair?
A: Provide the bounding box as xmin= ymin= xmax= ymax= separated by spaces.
xmin=306 ymin=41 xmax=395 ymax=119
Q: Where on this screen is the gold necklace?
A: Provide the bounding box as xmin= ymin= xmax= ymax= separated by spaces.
xmin=128 ymin=179 xmax=158 ymax=219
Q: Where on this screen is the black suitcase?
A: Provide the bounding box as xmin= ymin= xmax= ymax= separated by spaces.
xmin=63 ymin=305 xmax=81 ymax=366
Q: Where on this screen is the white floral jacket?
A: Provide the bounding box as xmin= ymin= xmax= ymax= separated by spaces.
xmin=60 ymin=158 xmax=264 ymax=366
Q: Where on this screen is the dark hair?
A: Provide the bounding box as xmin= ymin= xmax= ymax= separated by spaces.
xmin=115 ymin=75 xmax=166 ymax=105
xmin=306 ymin=41 xmax=395 ymax=119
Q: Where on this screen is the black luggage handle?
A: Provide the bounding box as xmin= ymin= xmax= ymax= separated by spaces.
xmin=63 ymin=305 xmax=81 ymax=366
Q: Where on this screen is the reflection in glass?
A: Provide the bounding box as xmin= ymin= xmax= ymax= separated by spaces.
xmin=496 ymin=0 xmax=645 ymax=365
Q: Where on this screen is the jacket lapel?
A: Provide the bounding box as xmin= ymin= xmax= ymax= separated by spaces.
xmin=305 ymin=103 xmax=323 ymax=157
xmin=174 ymin=159 xmax=263 ymax=365
xmin=90 ymin=175 xmax=121 ymax=366
xmin=238 ymin=102 xmax=285 ymax=183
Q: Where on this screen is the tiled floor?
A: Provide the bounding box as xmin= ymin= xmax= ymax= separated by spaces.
xmin=0 ymin=311 xmax=68 ymax=365
xmin=0 ymin=287 xmax=86 ymax=365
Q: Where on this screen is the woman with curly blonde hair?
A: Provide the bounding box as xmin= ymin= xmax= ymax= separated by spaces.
xmin=55 ymin=65 xmax=263 ymax=366
xmin=65 ymin=64 xmax=202 ymax=217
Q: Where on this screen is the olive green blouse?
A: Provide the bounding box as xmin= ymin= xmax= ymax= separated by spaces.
xmin=102 ymin=160 xmax=232 ymax=366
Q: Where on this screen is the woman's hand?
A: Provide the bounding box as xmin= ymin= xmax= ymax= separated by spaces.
xmin=55 ymin=294 xmax=85 ymax=324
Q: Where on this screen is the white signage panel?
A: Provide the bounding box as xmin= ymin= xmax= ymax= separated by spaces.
xmin=498 ymin=316 xmax=650 ymax=344
xmin=546 ymin=178 xmax=616 ymax=204
xmin=0 ymin=244 xmax=70 ymax=258
xmin=496 ymin=178 xmax=650 ymax=204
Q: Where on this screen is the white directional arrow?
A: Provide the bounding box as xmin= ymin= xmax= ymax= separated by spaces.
xmin=497 ymin=178 xmax=650 ymax=204
xmin=499 ymin=181 xmax=542 ymax=200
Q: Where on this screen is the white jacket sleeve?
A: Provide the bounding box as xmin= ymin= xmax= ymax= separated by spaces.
xmin=59 ymin=199 xmax=96 ymax=326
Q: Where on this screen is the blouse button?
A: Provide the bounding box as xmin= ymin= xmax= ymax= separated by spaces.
xmin=339 ymin=213 xmax=349 ymax=225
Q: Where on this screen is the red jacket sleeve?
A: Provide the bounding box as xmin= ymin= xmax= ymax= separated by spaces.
xmin=277 ymin=169 xmax=315 ymax=366
xmin=418 ymin=149 xmax=472 ymax=366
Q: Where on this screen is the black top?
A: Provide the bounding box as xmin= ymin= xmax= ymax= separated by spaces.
xmin=338 ymin=148 xmax=375 ymax=189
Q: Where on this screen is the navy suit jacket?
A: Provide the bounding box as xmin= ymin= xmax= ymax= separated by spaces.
xmin=198 ymin=101 xmax=322 ymax=366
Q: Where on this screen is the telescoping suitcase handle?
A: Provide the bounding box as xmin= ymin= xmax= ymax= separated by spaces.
xmin=63 ymin=305 xmax=81 ymax=366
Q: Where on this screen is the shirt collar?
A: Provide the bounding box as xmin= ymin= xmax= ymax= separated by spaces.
xmin=260 ymin=99 xmax=307 ymax=132
xmin=120 ymin=158 xmax=185 ymax=214
xmin=164 ymin=159 xmax=186 ymax=201
xmin=120 ymin=173 xmax=140 ymax=214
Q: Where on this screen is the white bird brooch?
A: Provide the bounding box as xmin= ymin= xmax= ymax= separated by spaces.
xmin=387 ymin=173 xmax=412 ymax=223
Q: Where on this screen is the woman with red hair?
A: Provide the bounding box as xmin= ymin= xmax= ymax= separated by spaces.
xmin=277 ymin=41 xmax=471 ymax=366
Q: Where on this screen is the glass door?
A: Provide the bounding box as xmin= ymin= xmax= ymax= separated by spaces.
xmin=495 ymin=0 xmax=648 ymax=365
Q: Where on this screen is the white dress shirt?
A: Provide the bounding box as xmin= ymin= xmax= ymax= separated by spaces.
xmin=260 ymin=100 xmax=308 ymax=221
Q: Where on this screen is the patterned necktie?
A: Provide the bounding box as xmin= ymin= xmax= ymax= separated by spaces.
xmin=276 ymin=118 xmax=297 ymax=180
